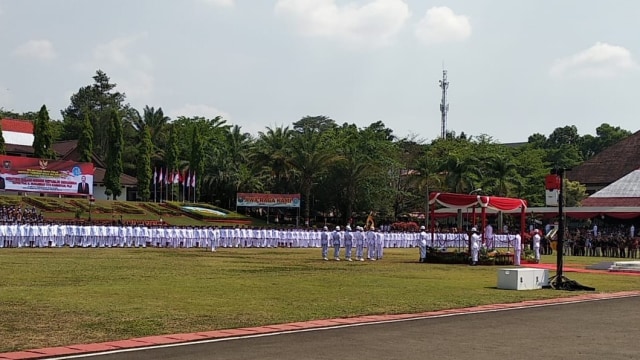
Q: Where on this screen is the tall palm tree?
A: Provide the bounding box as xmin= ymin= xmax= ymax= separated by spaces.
xmin=252 ymin=125 xmax=294 ymax=193
xmin=131 ymin=106 xmax=170 ymax=161
xmin=440 ymin=154 xmax=481 ymax=193
xmin=287 ymin=129 xmax=342 ymax=226
xmin=485 ymin=154 xmax=518 ymax=197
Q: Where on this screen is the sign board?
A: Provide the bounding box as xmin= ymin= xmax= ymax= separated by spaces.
xmin=236 ymin=193 xmax=301 ymax=208
xmin=545 ymin=189 xmax=558 ymax=206
xmin=0 ymin=155 xmax=95 ymax=195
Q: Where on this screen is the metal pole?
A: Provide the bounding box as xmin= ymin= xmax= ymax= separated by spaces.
xmin=556 ymin=169 xmax=565 ymax=287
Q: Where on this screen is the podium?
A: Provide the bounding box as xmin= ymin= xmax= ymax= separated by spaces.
xmin=497 ymin=268 xmax=549 ymax=290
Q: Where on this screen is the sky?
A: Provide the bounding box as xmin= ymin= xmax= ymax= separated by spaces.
xmin=1 ymin=0 xmax=639 ymax=144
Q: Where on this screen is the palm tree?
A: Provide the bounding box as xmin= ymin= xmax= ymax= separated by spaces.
xmin=485 ymin=154 xmax=518 ymax=197
xmin=287 ymin=129 xmax=342 ymax=226
xmin=440 ymin=153 xmax=481 ymax=193
xmin=131 ymin=106 xmax=170 ymax=161
xmin=252 ymin=125 xmax=295 ymax=193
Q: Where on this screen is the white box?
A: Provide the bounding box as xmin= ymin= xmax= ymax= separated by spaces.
xmin=497 ymin=268 xmax=549 ymax=290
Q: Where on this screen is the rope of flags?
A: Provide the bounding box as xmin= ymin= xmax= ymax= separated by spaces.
xmin=152 ymin=168 xmax=197 ymax=203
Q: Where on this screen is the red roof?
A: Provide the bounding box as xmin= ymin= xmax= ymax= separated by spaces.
xmin=581 ymin=197 xmax=640 ymax=207
xmin=0 ymin=118 xmax=34 ymax=134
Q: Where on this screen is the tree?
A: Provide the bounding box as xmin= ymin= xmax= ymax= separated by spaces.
xmin=136 ymin=127 xmax=152 ymax=201
xmin=287 ymin=129 xmax=341 ymax=226
xmin=190 ymin=126 xmax=205 ymax=201
xmin=77 ymin=113 xmax=94 ymax=163
xmin=131 ymin=106 xmax=170 ymax=161
xmin=33 ymin=105 xmax=56 ymax=159
xmin=164 ymin=126 xmax=181 ymax=200
xmin=564 ymin=179 xmax=587 ymax=207
xmin=61 ymin=70 xmax=129 ymax=160
xmin=104 ymin=110 xmax=123 ymax=200
xmin=292 ymin=115 xmax=337 ymax=133
xmin=252 ymin=125 xmax=294 ymax=193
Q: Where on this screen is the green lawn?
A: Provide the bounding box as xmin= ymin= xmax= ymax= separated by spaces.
xmin=1 ymin=195 xmax=255 ymax=227
xmin=1 ymin=249 xmax=638 ymax=352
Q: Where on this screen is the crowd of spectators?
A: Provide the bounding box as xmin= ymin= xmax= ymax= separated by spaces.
xmin=0 ymin=205 xmax=44 ymax=224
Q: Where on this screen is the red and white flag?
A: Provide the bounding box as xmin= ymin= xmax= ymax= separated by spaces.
xmin=191 ymin=171 xmax=196 ymax=188
xmin=158 ymin=168 xmax=163 ymax=184
xmin=173 ymin=171 xmax=180 ymax=184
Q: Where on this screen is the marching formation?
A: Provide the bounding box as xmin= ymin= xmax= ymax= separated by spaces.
xmin=0 ymin=223 xmax=436 ymax=255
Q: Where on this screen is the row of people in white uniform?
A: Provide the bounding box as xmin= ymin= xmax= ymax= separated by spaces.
xmin=320 ymin=225 xmax=387 ymax=261
xmin=0 ymin=223 xmax=525 ymax=255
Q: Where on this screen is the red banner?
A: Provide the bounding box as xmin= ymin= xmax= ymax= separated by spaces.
xmin=0 ymin=155 xmax=95 ymax=195
xmin=236 ymin=193 xmax=301 ymax=208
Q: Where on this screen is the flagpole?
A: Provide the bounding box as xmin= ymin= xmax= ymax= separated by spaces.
xmin=153 ymin=167 xmax=157 ymax=203
xmin=159 ymin=168 xmax=163 ymax=203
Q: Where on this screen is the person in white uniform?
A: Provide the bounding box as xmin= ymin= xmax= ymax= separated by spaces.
xmin=470 ymin=227 xmax=481 ymax=266
xmin=418 ymin=226 xmax=428 ymax=263
xmin=332 ymin=226 xmax=342 ymax=261
xmin=343 ymin=226 xmax=353 ymax=261
xmin=320 ymin=226 xmax=330 ymax=260
xmin=514 ymin=230 xmax=522 ymax=266
xmin=532 ymin=229 xmax=541 ymax=263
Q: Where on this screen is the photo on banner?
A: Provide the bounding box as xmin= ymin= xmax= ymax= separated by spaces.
xmin=0 ymin=155 xmax=95 ymax=196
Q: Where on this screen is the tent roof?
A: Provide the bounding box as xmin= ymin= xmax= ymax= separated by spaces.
xmin=429 ymin=192 xmax=527 ymax=212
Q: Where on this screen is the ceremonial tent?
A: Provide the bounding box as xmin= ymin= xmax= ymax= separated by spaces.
xmin=428 ymin=192 xmax=528 ymax=242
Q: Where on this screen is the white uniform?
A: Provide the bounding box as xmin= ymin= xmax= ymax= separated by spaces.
xmin=470 ymin=230 xmax=481 ymax=265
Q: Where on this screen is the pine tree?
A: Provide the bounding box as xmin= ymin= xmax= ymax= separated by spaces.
xmin=77 ymin=112 xmax=94 ymax=163
xmin=104 ymin=109 xmax=123 ymax=200
xmin=190 ymin=126 xmax=204 ymax=202
xmin=33 ymin=105 xmax=56 ymax=159
xmin=137 ymin=126 xmax=152 ymax=201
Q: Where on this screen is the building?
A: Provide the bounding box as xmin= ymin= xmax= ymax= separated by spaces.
xmin=566 ymin=130 xmax=640 ymax=194
xmin=0 ymin=118 xmax=138 ymax=200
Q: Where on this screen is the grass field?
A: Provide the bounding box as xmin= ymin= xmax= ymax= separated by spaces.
xmin=1 ymin=248 xmax=639 ymax=353
xmin=0 ymin=195 xmax=259 ymax=227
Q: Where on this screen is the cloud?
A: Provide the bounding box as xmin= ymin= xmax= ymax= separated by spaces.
xmin=12 ymin=40 xmax=57 ymax=61
xmin=550 ymin=42 xmax=638 ymax=78
xmin=169 ymin=104 xmax=231 ymax=121
xmin=198 ymin=0 xmax=235 ymax=7
xmin=275 ymin=0 xmax=410 ymax=47
xmin=76 ymin=33 xmax=155 ymax=100
xmin=414 ymin=6 xmax=471 ymax=45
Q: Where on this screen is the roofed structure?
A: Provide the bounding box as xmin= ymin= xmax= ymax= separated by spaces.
xmin=566 ymin=130 xmax=640 ymax=193
xmin=581 ymin=168 xmax=640 ymax=207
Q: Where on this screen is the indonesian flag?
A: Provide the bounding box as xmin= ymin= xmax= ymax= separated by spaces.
xmin=158 ymin=168 xmax=163 ymax=184
xmin=173 ymin=171 xmax=180 ymax=184
xmin=187 ymin=172 xmax=192 ymax=187
xmin=153 ymin=168 xmax=157 ymax=184
xmin=191 ymin=171 xmax=196 ymax=188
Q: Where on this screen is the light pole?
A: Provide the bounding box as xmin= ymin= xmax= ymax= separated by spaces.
xmin=466 ymin=188 xmax=482 ymax=230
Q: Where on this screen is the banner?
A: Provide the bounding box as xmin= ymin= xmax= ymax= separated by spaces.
xmin=236 ymin=193 xmax=301 ymax=208
xmin=0 ymin=155 xmax=95 ymax=195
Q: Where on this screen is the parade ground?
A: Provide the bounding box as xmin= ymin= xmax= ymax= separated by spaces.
xmin=2 ymin=293 xmax=639 ymax=360
xmin=2 ymin=248 xmax=640 ymax=359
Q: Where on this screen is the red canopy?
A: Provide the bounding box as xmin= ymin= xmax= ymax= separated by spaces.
xmin=428 ymin=192 xmax=528 ymax=247
xmin=429 ymin=192 xmax=528 ymax=211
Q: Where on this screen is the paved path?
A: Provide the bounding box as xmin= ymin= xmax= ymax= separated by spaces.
xmin=2 ymin=291 xmax=639 ymax=360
